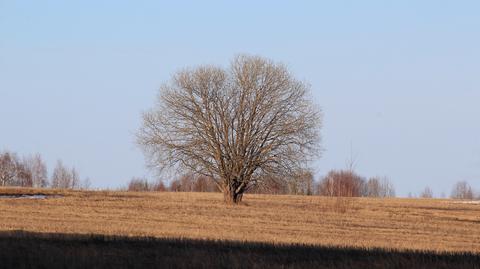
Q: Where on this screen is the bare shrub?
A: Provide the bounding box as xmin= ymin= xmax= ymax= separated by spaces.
xmin=451 ymin=181 xmax=474 ymax=200
xmin=138 ymin=55 xmax=322 ymax=203
xmin=317 ymin=170 xmax=365 ymax=197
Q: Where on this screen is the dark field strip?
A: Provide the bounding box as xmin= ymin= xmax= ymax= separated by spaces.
xmin=0 ymin=231 xmax=478 ymax=269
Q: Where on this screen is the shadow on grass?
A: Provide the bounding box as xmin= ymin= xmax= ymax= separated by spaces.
xmin=0 ymin=230 xmax=478 ymax=269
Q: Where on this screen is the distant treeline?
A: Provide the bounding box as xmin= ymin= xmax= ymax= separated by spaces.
xmin=0 ymin=150 xmax=90 ymax=190
xmin=129 ymin=170 xmax=395 ymax=197
xmin=128 ymin=170 xmax=479 ymax=199
xmin=1 ymin=149 xmax=477 ymax=199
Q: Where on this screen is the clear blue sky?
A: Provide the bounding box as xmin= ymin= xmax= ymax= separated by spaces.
xmin=1 ymin=1 xmax=479 ymax=196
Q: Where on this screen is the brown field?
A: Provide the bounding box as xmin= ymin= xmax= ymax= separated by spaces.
xmin=1 ymin=187 xmax=479 ymax=253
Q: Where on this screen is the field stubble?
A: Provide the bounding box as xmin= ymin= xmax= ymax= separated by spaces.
xmin=0 ymin=187 xmax=479 ymax=253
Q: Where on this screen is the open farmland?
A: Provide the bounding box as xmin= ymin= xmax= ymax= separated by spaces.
xmin=1 ymin=188 xmax=479 ymax=253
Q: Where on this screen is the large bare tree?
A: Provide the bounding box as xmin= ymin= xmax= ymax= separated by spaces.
xmin=138 ymin=55 xmax=321 ymax=203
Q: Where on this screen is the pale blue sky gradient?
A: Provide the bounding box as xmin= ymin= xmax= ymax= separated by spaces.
xmin=1 ymin=1 xmax=479 ymax=196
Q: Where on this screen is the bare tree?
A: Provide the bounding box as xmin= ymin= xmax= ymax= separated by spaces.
xmin=251 ymin=169 xmax=313 ymax=195
xmin=179 ymin=173 xmax=195 ymax=192
xmin=138 ymin=55 xmax=321 ymax=203
xmin=71 ymin=168 xmax=80 ymax=189
xmin=166 ymin=173 xmax=218 ymax=192
xmin=81 ymin=177 xmax=92 ymax=190
xmin=127 ymin=177 xmax=150 ymax=192
xmin=0 ymin=151 xmax=32 ymax=187
xmin=420 ymin=186 xmax=433 ymax=198
xmin=0 ymin=151 xmax=19 ymax=186
xmin=15 ymin=162 xmax=33 ymax=187
xmin=366 ymin=177 xmax=381 ymax=197
xmin=365 ymin=176 xmax=395 ymax=198
xmin=451 ymin=181 xmax=474 ymax=200
xmin=152 ymin=180 xmax=167 ymax=192
xmin=51 ymin=160 xmax=76 ymax=189
xmin=169 ymin=179 xmax=182 ymax=192
xmin=193 ymin=175 xmax=217 ymax=192
xmin=248 ymin=175 xmax=289 ymax=195
xmin=23 ymin=154 xmax=48 ymax=188
xmin=287 ymin=170 xmax=314 ymax=195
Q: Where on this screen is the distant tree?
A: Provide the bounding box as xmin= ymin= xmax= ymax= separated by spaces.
xmin=193 ymin=175 xmax=209 ymax=192
xmin=23 ymin=154 xmax=48 ymax=188
xmin=165 ymin=173 xmax=218 ymax=192
xmin=193 ymin=175 xmax=217 ymax=192
xmin=420 ymin=186 xmax=433 ymax=198
xmin=289 ymin=170 xmax=315 ymax=195
xmin=71 ymin=168 xmax=80 ymax=189
xmin=81 ymin=177 xmax=92 ymax=190
xmin=51 ymin=160 xmax=77 ymax=189
xmin=152 ymin=180 xmax=167 ymax=192
xmin=0 ymin=151 xmax=33 ymax=187
xmin=0 ymin=151 xmax=19 ymax=186
xmin=15 ymin=162 xmax=33 ymax=187
xmin=169 ymin=179 xmax=182 ymax=192
xmin=1 ymin=151 xmax=90 ymax=189
xmin=317 ymin=170 xmax=365 ymax=197
xmin=302 ymin=172 xmax=315 ymax=196
xmin=366 ymin=177 xmax=381 ymax=197
xmin=451 ymin=181 xmax=474 ymax=200
xmin=138 ymin=55 xmax=322 ymax=203
xmin=247 ymin=170 xmax=314 ymax=195
xmin=127 ymin=177 xmax=150 ymax=192
xmin=365 ymin=177 xmax=395 ymax=198
xmin=179 ymin=174 xmax=195 ymax=192
xmin=248 ymin=175 xmax=289 ymax=195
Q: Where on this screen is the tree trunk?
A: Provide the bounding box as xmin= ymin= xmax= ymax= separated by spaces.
xmin=223 ymin=185 xmax=244 ymax=204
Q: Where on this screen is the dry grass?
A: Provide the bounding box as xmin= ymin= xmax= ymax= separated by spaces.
xmin=1 ymin=187 xmax=479 ymax=253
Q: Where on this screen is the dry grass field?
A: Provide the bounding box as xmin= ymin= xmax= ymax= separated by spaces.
xmin=1 ymin=187 xmax=479 ymax=253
